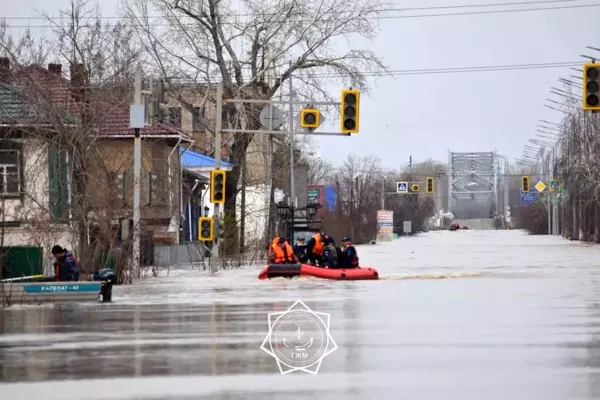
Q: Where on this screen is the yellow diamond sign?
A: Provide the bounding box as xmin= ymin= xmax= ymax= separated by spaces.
xmin=535 ymin=181 xmax=546 ymax=192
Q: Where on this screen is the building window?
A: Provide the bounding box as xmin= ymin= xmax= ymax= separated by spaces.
xmin=168 ymin=107 xmax=182 ymax=127
xmin=0 ymin=147 xmax=21 ymax=196
xmin=192 ymin=107 xmax=203 ymax=131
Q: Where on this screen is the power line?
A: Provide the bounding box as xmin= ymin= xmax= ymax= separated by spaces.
xmin=0 ymin=0 xmax=579 ymax=20
xmin=167 ymin=61 xmax=585 ymax=81
xmin=2 ymin=1 xmax=598 ymax=28
xmin=308 ymin=61 xmax=584 ymax=78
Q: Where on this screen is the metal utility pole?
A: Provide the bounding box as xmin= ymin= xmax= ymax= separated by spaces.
xmin=131 ymin=66 xmax=143 ymax=279
xmin=380 ymin=178 xmax=385 ymax=209
xmin=212 ymin=82 xmax=224 ymax=272
xmin=288 ymin=61 xmax=296 ymax=206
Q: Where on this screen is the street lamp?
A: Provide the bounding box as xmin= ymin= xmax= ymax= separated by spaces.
xmin=276 ymin=201 xmax=291 ymax=218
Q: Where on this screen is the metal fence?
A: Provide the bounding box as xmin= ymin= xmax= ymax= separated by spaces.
xmin=153 ymin=242 xmax=208 ymax=267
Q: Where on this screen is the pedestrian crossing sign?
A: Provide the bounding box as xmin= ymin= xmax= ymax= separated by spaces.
xmin=549 ymin=179 xmax=559 ymax=192
xmin=396 ymin=182 xmax=408 ymax=193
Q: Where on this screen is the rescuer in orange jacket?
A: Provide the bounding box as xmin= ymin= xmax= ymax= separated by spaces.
xmin=306 ymin=231 xmax=325 ymax=266
xmin=268 ymin=237 xmax=298 ymax=264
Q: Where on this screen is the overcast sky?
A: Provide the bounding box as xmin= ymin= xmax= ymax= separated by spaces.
xmin=3 ymin=0 xmax=598 ymax=169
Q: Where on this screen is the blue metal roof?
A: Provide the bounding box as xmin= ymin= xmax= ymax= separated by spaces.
xmin=180 ymin=148 xmax=234 ymax=168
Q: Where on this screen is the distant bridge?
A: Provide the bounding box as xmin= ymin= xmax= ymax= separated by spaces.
xmin=447 ymin=151 xmax=509 ymax=219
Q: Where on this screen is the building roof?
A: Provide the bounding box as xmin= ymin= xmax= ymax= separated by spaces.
xmin=98 ymin=105 xmax=192 ymax=139
xmin=180 ymin=148 xmax=234 ymax=168
xmin=0 ymin=82 xmax=33 ymax=123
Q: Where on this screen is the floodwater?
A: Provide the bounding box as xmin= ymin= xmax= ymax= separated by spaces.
xmin=2 ymin=230 xmax=600 ymax=399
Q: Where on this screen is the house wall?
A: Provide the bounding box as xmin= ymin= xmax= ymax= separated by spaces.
xmin=0 ymin=138 xmax=77 ymax=256
xmin=87 ymin=139 xmax=182 ymax=244
xmin=167 ymin=88 xmax=268 ymax=185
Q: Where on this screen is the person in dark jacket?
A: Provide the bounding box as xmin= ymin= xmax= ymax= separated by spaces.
xmin=51 ymin=245 xmax=81 ymax=281
xmin=341 ymin=237 xmax=359 ymax=268
xmin=321 ymin=237 xmax=339 ymax=268
xmin=293 ymin=237 xmax=308 ymax=263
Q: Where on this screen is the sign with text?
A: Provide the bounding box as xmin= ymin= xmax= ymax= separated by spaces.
xmin=23 ymin=283 xmax=101 ymax=293
xmin=377 ymin=210 xmax=394 ymax=242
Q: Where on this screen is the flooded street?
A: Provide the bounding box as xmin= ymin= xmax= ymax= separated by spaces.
xmin=2 ymin=230 xmax=600 ymax=399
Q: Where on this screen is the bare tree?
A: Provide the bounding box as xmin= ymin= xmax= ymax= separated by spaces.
xmin=122 ymin=0 xmax=389 ymax=252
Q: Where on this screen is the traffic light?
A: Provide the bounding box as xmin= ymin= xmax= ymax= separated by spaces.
xmin=199 ymin=217 xmax=214 ymax=241
xmin=521 ymin=176 xmax=530 ymax=193
xmin=155 ymin=79 xmax=170 ymax=122
xmin=210 ymin=169 xmax=226 ymax=204
xmin=583 ymin=63 xmax=600 ymax=111
xmin=411 ymin=184 xmax=420 ymax=192
xmin=341 ymin=89 xmax=360 ymax=134
xmin=300 ymin=108 xmax=320 ymax=129
xmin=425 ymin=177 xmax=434 ymax=194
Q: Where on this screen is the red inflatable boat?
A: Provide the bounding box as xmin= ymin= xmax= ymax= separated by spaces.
xmin=258 ymin=263 xmax=379 ymax=281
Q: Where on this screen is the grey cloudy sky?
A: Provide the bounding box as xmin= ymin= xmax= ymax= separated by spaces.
xmin=3 ymin=0 xmax=598 ymax=169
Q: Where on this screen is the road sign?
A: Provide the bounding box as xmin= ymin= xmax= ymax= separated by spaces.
xmin=549 ymin=179 xmax=559 ymax=192
xmin=520 ymin=188 xmax=536 ymax=205
xmin=411 ymin=184 xmax=420 ymax=192
xmin=403 ymin=220 xmax=412 ymax=234
xmin=260 ymin=105 xmax=284 ymax=130
xmin=396 ymin=182 xmax=408 ymax=193
xmin=535 ymin=181 xmax=546 ymax=192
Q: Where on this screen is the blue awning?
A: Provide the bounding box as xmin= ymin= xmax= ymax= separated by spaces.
xmin=180 ymin=148 xmax=234 ymax=168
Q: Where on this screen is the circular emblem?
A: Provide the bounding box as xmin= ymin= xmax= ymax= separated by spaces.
xmin=270 ymin=309 xmax=328 ymax=369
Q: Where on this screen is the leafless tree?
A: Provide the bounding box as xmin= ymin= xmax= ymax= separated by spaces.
xmin=121 ymin=0 xmax=390 ymax=252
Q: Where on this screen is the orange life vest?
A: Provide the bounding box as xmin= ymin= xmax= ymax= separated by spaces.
xmin=270 ymin=237 xmax=294 ymax=263
xmin=312 ymin=233 xmax=323 ymax=255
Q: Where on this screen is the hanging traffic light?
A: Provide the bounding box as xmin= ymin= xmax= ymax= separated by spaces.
xmin=300 ymin=108 xmax=320 ymax=129
xmin=583 ymin=63 xmax=600 ymax=111
xmin=340 ymin=89 xmax=360 ymax=134
xmin=155 ymin=79 xmax=170 ymax=122
xmin=199 ymin=217 xmax=214 ymax=241
xmin=521 ymin=176 xmax=530 ymax=193
xmin=210 ymin=169 xmax=226 ymax=204
xmin=425 ymin=177 xmax=434 ymax=194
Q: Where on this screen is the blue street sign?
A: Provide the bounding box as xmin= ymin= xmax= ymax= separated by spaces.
xmin=23 ymin=283 xmax=101 ymax=293
xmin=550 ymin=180 xmax=559 ymax=190
xmin=520 ymin=188 xmax=536 ymax=205
xmin=396 ymin=182 xmax=408 ymax=193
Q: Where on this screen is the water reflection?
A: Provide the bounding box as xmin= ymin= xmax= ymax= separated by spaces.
xmin=0 ymin=301 xmax=285 ymax=382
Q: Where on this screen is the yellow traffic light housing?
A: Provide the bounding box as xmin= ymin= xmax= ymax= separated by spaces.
xmin=411 ymin=184 xmax=420 ymax=192
xmin=199 ymin=217 xmax=214 ymax=241
xmin=341 ymin=89 xmax=360 ymax=134
xmin=583 ymin=63 xmax=600 ymax=111
xmin=521 ymin=176 xmax=530 ymax=193
xmin=425 ymin=177 xmax=434 ymax=194
xmin=300 ymin=108 xmax=320 ymax=129
xmin=210 ymin=169 xmax=226 ymax=204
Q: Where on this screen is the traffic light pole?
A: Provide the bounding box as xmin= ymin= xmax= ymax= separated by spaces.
xmin=212 ymin=82 xmax=224 ymax=272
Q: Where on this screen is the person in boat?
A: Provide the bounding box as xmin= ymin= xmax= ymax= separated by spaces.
xmin=51 ymin=245 xmax=81 ymax=281
xmin=321 ymin=236 xmax=340 ymax=268
xmin=341 ymin=236 xmax=359 ymax=268
xmin=268 ymin=237 xmax=299 ymax=264
xmin=306 ymin=231 xmax=325 ymax=266
xmin=293 ymin=237 xmax=308 ymax=264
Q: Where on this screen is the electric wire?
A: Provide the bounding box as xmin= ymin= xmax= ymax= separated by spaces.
xmin=2 ymin=1 xmax=598 ymax=28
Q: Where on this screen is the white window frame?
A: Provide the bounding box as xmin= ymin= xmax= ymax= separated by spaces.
xmin=0 ymin=149 xmax=20 ymax=196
